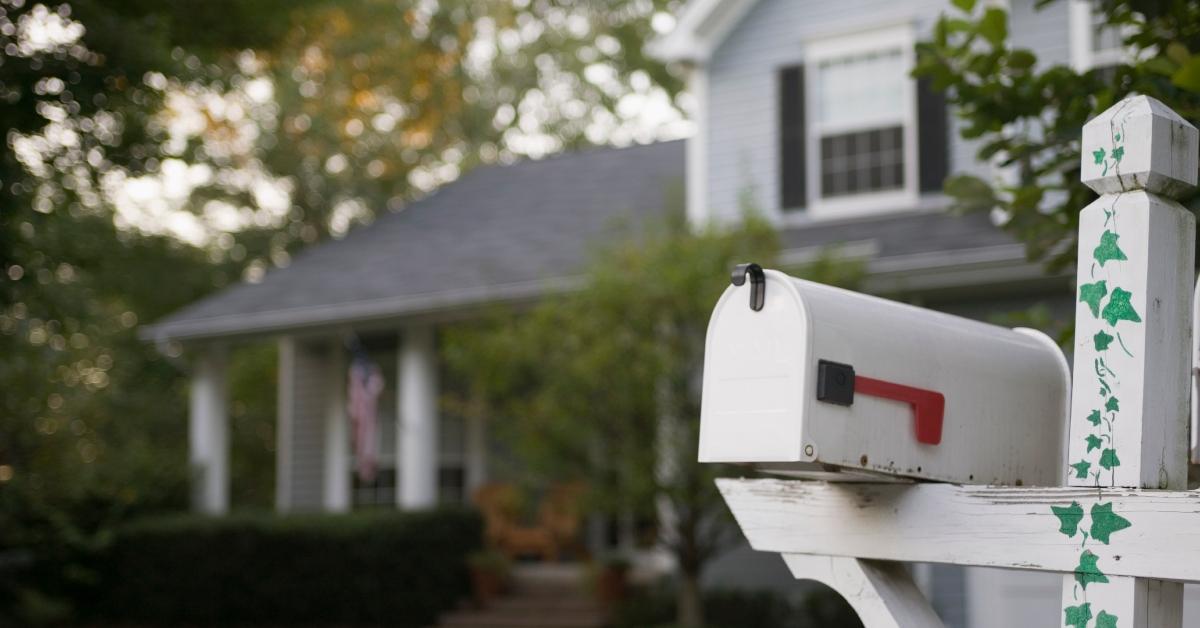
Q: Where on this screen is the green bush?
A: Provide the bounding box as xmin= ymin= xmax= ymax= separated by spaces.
xmin=86 ymin=508 xmax=481 ymax=626
xmin=612 ymin=583 xmax=864 ymax=628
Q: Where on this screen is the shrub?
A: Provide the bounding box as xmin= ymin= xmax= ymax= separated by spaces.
xmin=86 ymin=508 xmax=481 ymax=626
xmin=612 ymin=583 xmax=864 ymax=628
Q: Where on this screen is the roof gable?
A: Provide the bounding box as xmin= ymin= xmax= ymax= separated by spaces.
xmin=649 ymin=0 xmax=760 ymax=63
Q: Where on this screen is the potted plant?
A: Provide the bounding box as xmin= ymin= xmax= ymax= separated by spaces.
xmin=592 ymin=553 xmax=632 ymax=606
xmin=467 ymin=550 xmax=511 ymax=608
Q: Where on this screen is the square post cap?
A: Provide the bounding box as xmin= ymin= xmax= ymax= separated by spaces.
xmin=1081 ymin=95 xmax=1199 ymax=197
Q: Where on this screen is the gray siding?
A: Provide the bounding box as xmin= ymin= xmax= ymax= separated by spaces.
xmin=277 ymin=337 xmax=330 ymax=511
xmin=704 ymin=0 xmax=1075 ymax=222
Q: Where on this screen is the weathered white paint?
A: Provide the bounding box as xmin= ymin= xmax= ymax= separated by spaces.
xmin=322 ymin=338 xmax=350 ymax=512
xmin=398 ymin=325 xmax=439 ymax=509
xmin=782 ymin=555 xmax=945 ymax=627
xmin=1066 ymin=192 xmax=1195 ymax=490
xmin=1063 ymin=93 xmax=1197 ymax=627
xmin=1192 ymin=276 xmax=1200 ymax=465
xmin=717 ymin=478 xmax=1200 ymax=582
xmin=700 ymin=270 xmax=1069 ymax=485
xmin=189 ymin=343 xmax=229 ymax=514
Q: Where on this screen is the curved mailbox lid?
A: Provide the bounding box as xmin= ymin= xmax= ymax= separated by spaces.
xmin=699 ymin=271 xmax=810 ymax=463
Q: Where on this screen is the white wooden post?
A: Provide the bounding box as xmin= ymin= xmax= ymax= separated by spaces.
xmin=398 ymin=325 xmax=439 ymax=509
xmin=322 ymin=337 xmax=350 ymax=512
xmin=1061 ymin=95 xmax=1197 ymax=625
xmin=189 ymin=343 xmax=229 ymax=515
xmin=782 ymin=555 xmax=944 ymax=628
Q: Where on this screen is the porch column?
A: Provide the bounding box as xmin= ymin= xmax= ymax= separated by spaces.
xmin=189 ymin=343 xmax=229 ymax=514
xmin=398 ymin=325 xmax=439 ymax=509
xmin=323 ymin=337 xmax=350 ymax=512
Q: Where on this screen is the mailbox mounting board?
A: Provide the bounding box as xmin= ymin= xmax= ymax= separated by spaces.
xmin=698 ymin=269 xmax=1071 ymax=486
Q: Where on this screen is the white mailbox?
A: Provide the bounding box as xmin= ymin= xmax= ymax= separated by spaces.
xmin=699 ymin=264 xmax=1071 ymax=485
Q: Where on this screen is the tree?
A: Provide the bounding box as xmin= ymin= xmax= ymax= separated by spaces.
xmin=443 ymin=204 xmax=861 ymax=627
xmin=913 ymin=0 xmax=1200 ymax=274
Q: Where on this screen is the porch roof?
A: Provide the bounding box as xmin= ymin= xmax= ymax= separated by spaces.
xmin=142 ymin=139 xmax=1032 ymax=344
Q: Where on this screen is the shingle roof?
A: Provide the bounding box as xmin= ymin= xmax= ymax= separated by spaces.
xmin=144 ymin=140 xmax=688 ymax=341
xmin=144 ymin=140 xmax=1029 ymax=342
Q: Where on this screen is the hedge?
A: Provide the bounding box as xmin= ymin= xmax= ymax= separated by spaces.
xmin=86 ymin=508 xmax=481 ymax=626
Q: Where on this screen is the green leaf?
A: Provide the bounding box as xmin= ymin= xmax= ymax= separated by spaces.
xmin=978 ymin=8 xmax=1008 ymax=46
xmin=1090 ymin=502 xmax=1132 ymax=544
xmin=1094 ymin=330 xmax=1114 ymax=351
xmin=1100 ymin=448 xmax=1121 ymax=470
xmin=1087 ymin=409 xmax=1103 ymax=426
xmin=1071 ymin=460 xmax=1092 ymax=479
xmin=1086 ymin=434 xmax=1103 ymax=452
xmin=1051 ymin=501 xmax=1084 ymax=537
xmin=1064 ymin=602 xmax=1092 ymax=628
xmin=1172 ymin=55 xmax=1200 ymax=92
xmin=1111 ymin=146 xmax=1125 ymax=162
xmin=1105 ymin=397 xmax=1120 ymax=412
xmin=1079 ymin=281 xmax=1108 ymax=317
xmin=1008 ymin=50 xmax=1036 ymax=70
xmin=1096 ymin=610 xmax=1119 ymax=628
xmin=950 ymin=0 xmax=976 ymax=12
xmin=1093 ymin=147 xmax=1107 ymax=165
xmin=1093 ymin=231 xmax=1128 ymax=266
xmin=1074 ymin=550 xmax=1109 ymax=590
xmin=1102 ymin=288 xmax=1142 ymax=326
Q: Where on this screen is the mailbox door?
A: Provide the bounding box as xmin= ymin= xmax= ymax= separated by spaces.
xmin=699 ymin=272 xmax=810 ymax=463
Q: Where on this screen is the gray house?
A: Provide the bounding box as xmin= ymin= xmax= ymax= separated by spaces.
xmin=143 ymin=0 xmax=1167 ymax=624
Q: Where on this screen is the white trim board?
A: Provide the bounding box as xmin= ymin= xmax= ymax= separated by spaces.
xmin=719 ymin=478 xmax=1200 ymax=582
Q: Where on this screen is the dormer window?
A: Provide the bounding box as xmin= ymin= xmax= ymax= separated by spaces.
xmin=778 ymin=23 xmax=947 ymax=220
xmin=815 ymin=48 xmax=908 ymax=200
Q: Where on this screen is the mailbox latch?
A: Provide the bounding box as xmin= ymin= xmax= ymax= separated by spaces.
xmin=816 ymin=359 xmax=945 ymax=445
xmin=730 ymin=263 xmax=766 ymax=311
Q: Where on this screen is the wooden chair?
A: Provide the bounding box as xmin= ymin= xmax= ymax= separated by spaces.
xmin=473 ymin=483 xmax=556 ymax=561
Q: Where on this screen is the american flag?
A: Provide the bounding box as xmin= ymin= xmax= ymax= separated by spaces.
xmin=346 ymin=352 xmax=385 ymax=482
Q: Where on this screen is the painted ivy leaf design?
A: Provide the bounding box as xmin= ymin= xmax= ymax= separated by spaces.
xmin=1090 ymin=502 xmax=1132 ymax=544
xmin=1079 ymin=280 xmax=1108 ymax=317
xmin=1071 ymin=460 xmax=1092 ymax=479
xmin=1100 ymin=448 xmax=1121 ymax=470
xmin=1093 ymin=147 xmax=1107 ymax=165
xmin=1051 ymin=501 xmax=1084 ymax=537
xmin=1094 ymin=330 xmax=1114 ymax=351
xmin=1086 ymin=434 xmax=1103 ymax=452
xmin=1087 ymin=410 xmax=1103 ymax=426
xmin=1064 ymin=602 xmax=1092 ymax=628
xmin=1074 ymin=550 xmax=1109 ymax=589
xmin=1093 ymin=231 xmax=1128 ymax=267
xmin=1101 ymin=288 xmax=1142 ymax=326
xmin=1096 ymin=610 xmax=1119 ymax=628
xmin=1111 ymin=146 xmax=1124 ymax=162
xmin=1105 ymin=397 xmax=1120 ymax=412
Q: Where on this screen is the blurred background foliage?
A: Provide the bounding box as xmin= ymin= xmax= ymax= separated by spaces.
xmin=1 ymin=0 xmax=688 ymax=621
xmin=1 ymin=0 xmax=690 ymax=506
xmin=914 ymin=0 xmax=1200 ymax=274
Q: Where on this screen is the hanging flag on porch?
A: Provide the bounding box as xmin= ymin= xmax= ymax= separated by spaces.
xmin=347 ymin=350 xmax=385 ymax=482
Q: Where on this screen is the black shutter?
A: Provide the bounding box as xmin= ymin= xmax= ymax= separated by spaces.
xmin=779 ymin=65 xmax=806 ymax=210
xmin=917 ymin=77 xmax=949 ymax=194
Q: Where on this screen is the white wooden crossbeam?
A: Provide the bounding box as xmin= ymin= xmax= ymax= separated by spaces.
xmin=718 ymin=478 xmax=1200 ymax=582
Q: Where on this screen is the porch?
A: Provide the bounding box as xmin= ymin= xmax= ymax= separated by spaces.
xmin=186 ymin=324 xmax=487 ymax=514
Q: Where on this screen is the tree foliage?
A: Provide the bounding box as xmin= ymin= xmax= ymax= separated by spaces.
xmin=913 ymin=0 xmax=1200 ymax=273
xmin=443 ymin=207 xmax=861 ymax=626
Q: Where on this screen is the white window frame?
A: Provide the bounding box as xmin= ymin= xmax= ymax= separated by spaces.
xmin=802 ymin=23 xmax=919 ymax=221
xmin=1069 ymin=0 xmax=1132 ymax=72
